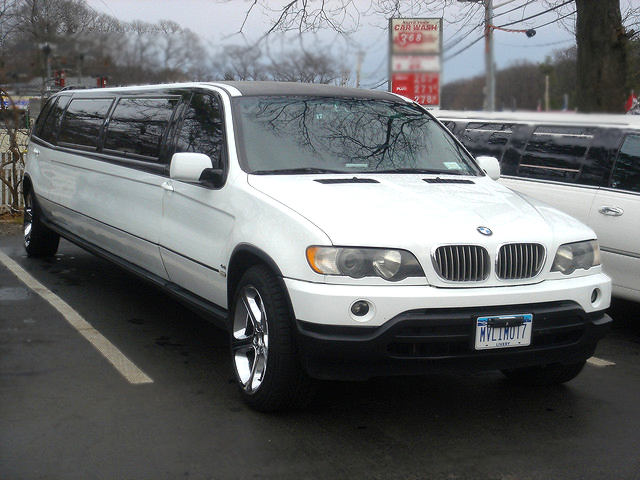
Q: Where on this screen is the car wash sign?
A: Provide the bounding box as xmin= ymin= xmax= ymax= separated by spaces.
xmin=389 ymin=18 xmax=442 ymax=108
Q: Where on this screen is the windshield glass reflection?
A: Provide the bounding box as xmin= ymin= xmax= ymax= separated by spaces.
xmin=234 ymin=96 xmax=479 ymax=175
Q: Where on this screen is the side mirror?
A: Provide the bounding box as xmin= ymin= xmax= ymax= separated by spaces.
xmin=170 ymin=152 xmax=224 ymax=187
xmin=476 ymin=156 xmax=500 ymax=180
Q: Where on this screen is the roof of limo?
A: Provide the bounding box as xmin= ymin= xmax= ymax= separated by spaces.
xmin=215 ymin=81 xmax=399 ymax=100
xmin=434 ymin=109 xmax=640 ymax=128
xmin=57 ymin=81 xmax=403 ymax=102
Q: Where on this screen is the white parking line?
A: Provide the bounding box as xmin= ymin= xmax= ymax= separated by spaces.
xmin=587 ymin=357 xmax=616 ymax=367
xmin=0 ymin=250 xmax=153 ymax=385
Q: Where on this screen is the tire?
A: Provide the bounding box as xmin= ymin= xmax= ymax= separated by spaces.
xmin=23 ymin=190 xmax=60 ymax=257
xmin=502 ymin=360 xmax=586 ymax=386
xmin=229 ymin=264 xmax=313 ymax=412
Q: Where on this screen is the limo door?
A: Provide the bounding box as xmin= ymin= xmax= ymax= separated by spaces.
xmin=499 ymin=125 xmax=599 ymax=224
xmin=588 ymin=134 xmax=640 ymax=300
xmin=160 ymin=92 xmax=233 ymax=309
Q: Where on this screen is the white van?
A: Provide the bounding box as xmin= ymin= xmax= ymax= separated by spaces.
xmin=435 ymin=110 xmax=640 ymax=303
xmin=24 ymin=83 xmax=611 ymax=411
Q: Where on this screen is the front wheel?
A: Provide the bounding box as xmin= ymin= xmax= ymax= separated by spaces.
xmin=502 ymin=361 xmax=586 ymax=386
xmin=230 ymin=265 xmax=313 ymax=412
xmin=23 ymin=190 xmax=59 ymax=257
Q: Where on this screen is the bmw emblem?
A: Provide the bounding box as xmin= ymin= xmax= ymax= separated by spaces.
xmin=477 ymin=226 xmax=493 ymax=236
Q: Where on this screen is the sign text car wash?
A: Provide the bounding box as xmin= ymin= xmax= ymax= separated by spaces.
xmin=389 ymin=18 xmax=442 ymax=108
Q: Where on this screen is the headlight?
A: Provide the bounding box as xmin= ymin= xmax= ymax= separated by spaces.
xmin=551 ymin=240 xmax=601 ymax=275
xmin=306 ymin=246 xmax=425 ymax=281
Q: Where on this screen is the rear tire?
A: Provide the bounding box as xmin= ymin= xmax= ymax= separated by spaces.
xmin=23 ymin=190 xmax=59 ymax=257
xmin=502 ymin=361 xmax=586 ymax=386
xmin=229 ymin=264 xmax=313 ymax=412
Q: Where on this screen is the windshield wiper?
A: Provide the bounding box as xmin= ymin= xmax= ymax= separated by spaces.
xmin=373 ymin=168 xmax=462 ymax=175
xmin=251 ymin=167 xmax=345 ymax=175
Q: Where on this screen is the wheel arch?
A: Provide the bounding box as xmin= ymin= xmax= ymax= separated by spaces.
xmin=227 ymin=244 xmax=296 ymax=319
xmin=22 ymin=173 xmax=33 ymax=197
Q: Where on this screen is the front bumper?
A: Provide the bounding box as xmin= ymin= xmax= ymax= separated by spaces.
xmin=284 ymin=272 xmax=611 ymax=327
xmin=295 ymin=301 xmax=612 ymax=380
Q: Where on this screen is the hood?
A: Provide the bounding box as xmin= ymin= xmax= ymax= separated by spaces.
xmin=247 ymin=174 xmax=594 ymax=249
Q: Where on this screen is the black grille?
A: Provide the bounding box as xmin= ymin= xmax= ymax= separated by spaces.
xmin=386 ymin=307 xmax=586 ymax=359
xmin=496 ymin=243 xmax=545 ymax=279
xmin=433 ymin=245 xmax=490 ymax=282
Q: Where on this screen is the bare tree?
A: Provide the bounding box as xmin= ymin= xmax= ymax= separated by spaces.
xmin=268 ymin=49 xmax=344 ymax=83
xmin=235 ymin=0 xmax=634 ymax=113
xmin=575 ymin=0 xmax=627 ymax=112
xmin=0 ymin=87 xmax=24 ymax=213
xmin=213 ymin=44 xmax=268 ymax=81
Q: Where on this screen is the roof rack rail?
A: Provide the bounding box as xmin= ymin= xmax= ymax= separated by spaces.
xmin=59 ymin=86 xmax=88 ymax=91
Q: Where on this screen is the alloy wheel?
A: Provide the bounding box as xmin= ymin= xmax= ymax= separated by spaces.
xmin=232 ymin=286 xmax=269 ymax=393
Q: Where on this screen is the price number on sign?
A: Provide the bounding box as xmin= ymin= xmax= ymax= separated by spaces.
xmin=395 ymin=32 xmax=424 ymax=47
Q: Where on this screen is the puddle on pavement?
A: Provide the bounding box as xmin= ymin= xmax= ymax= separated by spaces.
xmin=0 ymin=287 xmax=31 ymax=301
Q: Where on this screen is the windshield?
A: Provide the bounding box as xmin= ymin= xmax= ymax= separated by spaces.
xmin=233 ymin=96 xmax=480 ymax=175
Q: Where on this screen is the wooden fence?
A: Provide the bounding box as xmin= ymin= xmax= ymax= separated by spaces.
xmin=1 ymin=151 xmax=24 ymax=212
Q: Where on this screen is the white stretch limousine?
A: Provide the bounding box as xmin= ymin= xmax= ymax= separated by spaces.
xmin=24 ymin=83 xmax=611 ymax=411
xmin=435 ymin=110 xmax=640 ymax=303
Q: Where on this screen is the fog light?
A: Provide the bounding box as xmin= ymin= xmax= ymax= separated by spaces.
xmin=591 ymin=288 xmax=600 ymax=304
xmin=351 ymin=300 xmax=370 ymax=317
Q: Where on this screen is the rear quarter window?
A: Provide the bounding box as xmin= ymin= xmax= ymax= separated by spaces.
xmin=32 ymin=97 xmax=56 ymax=137
xmin=38 ymin=96 xmax=71 ymax=144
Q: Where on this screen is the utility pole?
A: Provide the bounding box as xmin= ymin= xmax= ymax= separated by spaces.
xmin=355 ymin=51 xmax=364 ymax=88
xmin=462 ymin=0 xmax=494 ymax=110
xmin=545 ymin=74 xmax=550 ymax=111
xmin=483 ymin=0 xmax=495 ymax=111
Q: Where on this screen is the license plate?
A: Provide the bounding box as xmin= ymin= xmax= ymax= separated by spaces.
xmin=475 ymin=314 xmax=532 ymax=350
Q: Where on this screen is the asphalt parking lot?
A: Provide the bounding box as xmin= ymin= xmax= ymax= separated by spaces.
xmin=1 ymin=230 xmax=639 ymax=480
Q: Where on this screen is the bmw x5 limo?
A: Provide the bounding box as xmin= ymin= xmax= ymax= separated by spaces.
xmin=24 ymin=82 xmax=612 ymax=411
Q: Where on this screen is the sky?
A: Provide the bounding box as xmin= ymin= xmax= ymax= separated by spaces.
xmin=84 ymin=0 xmax=583 ymax=87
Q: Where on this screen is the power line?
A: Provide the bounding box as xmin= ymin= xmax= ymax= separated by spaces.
xmin=491 ymin=0 xmax=536 ymax=20
xmin=496 ymin=38 xmax=574 ymax=48
xmin=533 ymin=9 xmax=576 ymax=29
xmin=443 ymin=0 xmax=535 ymax=51
xmin=443 ymin=2 xmax=577 ymax=62
xmin=443 ymin=8 xmax=484 ymax=50
xmin=443 ymin=34 xmax=484 ymax=61
xmin=363 ymin=78 xmax=388 ymax=90
xmin=498 ymin=0 xmax=574 ymax=28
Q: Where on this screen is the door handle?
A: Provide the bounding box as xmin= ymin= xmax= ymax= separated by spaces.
xmin=598 ymin=206 xmax=624 ymax=217
xmin=33 ymin=148 xmax=40 ymax=156
xmin=161 ymin=181 xmax=174 ymax=192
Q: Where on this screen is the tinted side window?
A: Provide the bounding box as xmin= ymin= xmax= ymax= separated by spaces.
xmin=33 ymin=97 xmax=55 ymax=137
xmin=578 ymin=128 xmax=620 ymax=187
xmin=104 ymin=97 xmax=179 ymax=161
xmin=58 ymin=98 xmax=113 ymax=150
xmin=611 ymin=134 xmax=640 ymax=192
xmin=175 ymin=93 xmax=224 ymax=167
xmin=441 ymin=120 xmax=457 ymax=133
xmin=461 ymin=122 xmax=513 ymax=161
xmin=39 ymin=96 xmax=71 ymax=144
xmin=518 ymin=126 xmax=595 ymax=182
